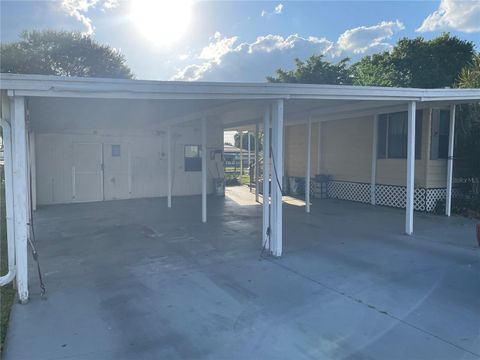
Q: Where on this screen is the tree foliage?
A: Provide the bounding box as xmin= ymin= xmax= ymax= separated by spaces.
xmin=455 ymin=54 xmax=480 ymax=179
xmin=267 ymin=55 xmax=352 ymax=85
xmin=234 ymin=132 xmax=262 ymax=152
xmin=1 ymin=30 xmax=133 ymax=79
xmin=352 ymin=33 xmax=475 ymax=88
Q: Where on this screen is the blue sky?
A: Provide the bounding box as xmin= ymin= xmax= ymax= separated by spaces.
xmin=1 ymin=0 xmax=479 ymax=81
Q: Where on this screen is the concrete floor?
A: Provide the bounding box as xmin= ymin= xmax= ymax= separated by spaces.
xmin=4 ymin=188 xmax=480 ymax=359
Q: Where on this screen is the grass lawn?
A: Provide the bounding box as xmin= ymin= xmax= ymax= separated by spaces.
xmin=1 ymin=180 xmax=15 ymax=351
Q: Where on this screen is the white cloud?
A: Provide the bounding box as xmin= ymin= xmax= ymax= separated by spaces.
xmin=60 ymin=0 xmax=118 ymax=34
xmin=336 ymin=20 xmax=405 ymax=54
xmin=173 ymin=20 xmax=405 ymax=82
xmin=274 ymin=3 xmax=284 ymax=14
xmin=173 ymin=33 xmax=333 ymax=81
xmin=417 ymin=0 xmax=480 ymax=33
xmin=261 ymin=3 xmax=284 ymax=17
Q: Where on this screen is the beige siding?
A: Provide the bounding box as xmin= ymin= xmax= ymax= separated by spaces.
xmin=284 ymin=109 xmax=447 ymax=189
xmin=320 ymin=117 xmax=373 ymax=183
xmin=284 ymin=123 xmax=319 ymax=177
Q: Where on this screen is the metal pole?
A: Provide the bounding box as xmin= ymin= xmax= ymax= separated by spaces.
xmin=255 ymin=122 xmax=259 ymax=202
xmin=273 ymin=99 xmax=284 ymax=256
xmin=12 ymin=96 xmax=29 ymax=302
xmin=248 ymin=131 xmax=251 ymax=173
xmin=202 ymin=117 xmax=207 ymax=223
xmin=371 ymin=115 xmax=378 ymax=205
xmin=239 ymin=131 xmax=243 ymax=176
xmin=446 ymin=105 xmax=456 ymax=216
xmin=262 ymin=106 xmax=270 ymax=250
xmin=167 ymin=126 xmax=172 ymax=208
xmin=405 ymin=102 xmax=416 ymax=235
xmin=305 ymin=116 xmax=312 ymax=213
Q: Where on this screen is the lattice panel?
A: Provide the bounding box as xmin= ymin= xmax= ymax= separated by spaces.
xmin=328 ymin=181 xmax=371 ymax=203
xmin=327 ymin=181 xmax=451 ymax=212
xmin=425 ymin=188 xmax=447 ymax=212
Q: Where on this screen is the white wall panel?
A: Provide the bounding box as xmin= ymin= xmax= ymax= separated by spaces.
xmin=35 ymin=119 xmax=223 ymax=205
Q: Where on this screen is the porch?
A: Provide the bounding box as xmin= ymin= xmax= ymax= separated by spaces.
xmin=4 ymin=194 xmax=479 ymax=359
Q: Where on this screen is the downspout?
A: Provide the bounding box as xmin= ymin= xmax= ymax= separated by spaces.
xmin=0 ymin=117 xmax=16 ymax=286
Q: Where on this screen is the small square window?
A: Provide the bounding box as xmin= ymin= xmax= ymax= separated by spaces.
xmin=112 ymin=144 xmax=121 ymax=157
xmin=185 ymin=145 xmax=202 ymax=172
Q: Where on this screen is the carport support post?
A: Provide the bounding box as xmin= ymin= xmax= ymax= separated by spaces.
xmin=12 ymin=96 xmax=29 ymax=303
xmin=405 ymin=101 xmax=416 ymax=235
xmin=247 ymin=131 xmax=251 ymax=174
xmin=371 ymin=115 xmax=378 ymax=205
xmin=271 ymin=99 xmax=284 ymax=256
xmin=239 ymin=131 xmax=243 ymax=175
xmin=446 ymin=104 xmax=456 ymax=216
xmin=167 ymin=126 xmax=172 ymax=208
xmin=262 ymin=106 xmax=270 ymax=249
xmin=202 ymin=116 xmax=207 ymax=223
xmin=255 ymin=122 xmax=259 ymax=202
xmin=29 ymin=131 xmax=37 ymax=211
xmin=305 ymin=116 xmax=312 ymax=213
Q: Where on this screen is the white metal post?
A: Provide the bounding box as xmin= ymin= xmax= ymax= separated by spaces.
xmin=0 ymin=98 xmax=16 ymax=286
xmin=405 ymin=102 xmax=416 ymax=235
xmin=255 ymin=122 xmax=259 ymax=202
xmin=272 ymin=99 xmax=284 ymax=256
xmin=270 ymin=104 xmax=278 ymax=253
xmin=371 ymin=115 xmax=378 ymax=205
xmin=167 ymin=126 xmax=172 ymax=208
xmin=247 ymin=131 xmax=251 ymax=173
xmin=262 ymin=106 xmax=270 ymax=249
xmin=316 ymin=121 xmax=322 ymax=174
xmin=239 ymin=131 xmax=243 ymax=176
xmin=201 ymin=117 xmax=207 ymax=223
xmin=446 ymin=105 xmax=456 ymax=216
xmin=29 ymin=132 xmax=37 ymax=211
xmin=305 ymin=116 xmax=312 ymax=213
xmin=12 ymin=96 xmax=29 ymax=302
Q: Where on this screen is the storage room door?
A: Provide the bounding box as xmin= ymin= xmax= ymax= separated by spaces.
xmin=103 ymin=143 xmax=131 ymax=200
xmin=72 ymin=143 xmax=103 ymax=202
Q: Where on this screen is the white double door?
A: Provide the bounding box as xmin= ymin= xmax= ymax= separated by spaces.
xmin=72 ymin=142 xmax=131 ymax=202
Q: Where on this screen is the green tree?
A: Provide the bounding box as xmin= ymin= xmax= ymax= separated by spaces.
xmin=267 ymin=55 xmax=352 ymax=85
xmin=234 ymin=132 xmax=262 ymax=152
xmin=1 ymin=30 xmax=133 ymax=79
xmin=455 ymin=54 xmax=480 ymax=180
xmin=352 ymin=33 xmax=475 ymax=88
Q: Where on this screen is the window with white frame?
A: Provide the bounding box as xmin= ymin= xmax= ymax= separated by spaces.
xmin=184 ymin=145 xmax=202 ymax=171
xmin=430 ymin=109 xmax=450 ymax=160
xmin=377 ymin=110 xmax=423 ymax=159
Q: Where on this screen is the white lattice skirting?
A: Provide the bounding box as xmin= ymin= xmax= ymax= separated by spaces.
xmin=326 ymin=181 xmax=451 ymax=212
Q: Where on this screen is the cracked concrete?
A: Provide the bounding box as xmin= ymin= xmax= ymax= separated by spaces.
xmin=3 ymin=192 xmax=480 ymax=359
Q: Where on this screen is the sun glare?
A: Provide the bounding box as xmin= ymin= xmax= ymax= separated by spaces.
xmin=130 ymin=0 xmax=193 ymax=47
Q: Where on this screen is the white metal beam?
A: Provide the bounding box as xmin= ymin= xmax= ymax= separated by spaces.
xmin=240 ymin=131 xmax=243 ymax=176
xmin=202 ymin=116 xmax=207 ymax=223
xmin=446 ymin=104 xmax=456 ymax=216
xmin=167 ymin=126 xmax=172 ymax=208
xmin=255 ymin=122 xmax=259 ymax=202
xmin=316 ymin=122 xmax=321 ymax=174
xmin=271 ymin=99 xmax=284 ymax=256
xmin=29 ymin=132 xmax=37 ymax=211
xmin=371 ymin=115 xmax=378 ymax=205
xmin=262 ymin=106 xmax=271 ymax=250
xmin=12 ymin=96 xmax=29 ymax=302
xmin=305 ymin=116 xmax=312 ymax=213
xmin=247 ymin=131 xmax=251 ymax=175
xmin=405 ymin=102 xmax=416 ymax=235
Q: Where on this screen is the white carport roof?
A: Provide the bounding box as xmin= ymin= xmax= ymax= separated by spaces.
xmin=1 ymin=73 xmax=479 ymax=129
